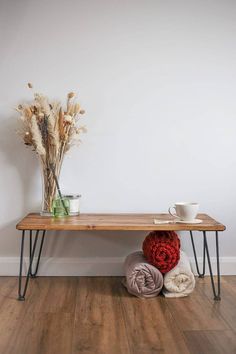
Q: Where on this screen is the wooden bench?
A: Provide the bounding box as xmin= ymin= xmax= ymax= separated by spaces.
xmin=16 ymin=213 xmax=226 ymax=301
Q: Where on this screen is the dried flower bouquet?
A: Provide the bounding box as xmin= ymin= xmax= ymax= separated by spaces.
xmin=16 ymin=84 xmax=86 ymax=215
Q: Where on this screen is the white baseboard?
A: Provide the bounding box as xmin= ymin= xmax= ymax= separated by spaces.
xmin=0 ymin=257 xmax=124 ymax=276
xmin=0 ymin=256 xmax=236 ymax=276
xmin=190 ymin=256 xmax=236 ymax=276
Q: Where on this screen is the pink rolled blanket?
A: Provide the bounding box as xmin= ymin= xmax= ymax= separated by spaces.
xmin=123 ymin=251 xmax=163 ymax=298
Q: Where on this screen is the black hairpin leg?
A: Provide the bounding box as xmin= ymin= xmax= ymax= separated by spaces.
xmin=190 ymin=230 xmax=206 ymax=278
xmin=203 ymin=231 xmax=221 ymax=301
xmin=18 ymin=229 xmax=45 ymax=301
xmin=29 ymin=230 xmax=46 ymax=278
xmin=190 ymin=230 xmax=221 ymax=301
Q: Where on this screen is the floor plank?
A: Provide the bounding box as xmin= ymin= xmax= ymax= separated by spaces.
xmin=196 ymin=276 xmax=236 ymax=331
xmin=0 ymin=277 xmax=22 ymax=316
xmin=26 ymin=276 xmax=78 ymax=314
xmin=164 ymin=279 xmax=229 ymax=331
xmin=119 ymin=284 xmax=189 ymax=354
xmin=72 ymin=277 xmax=130 ymax=354
xmin=4 ymin=312 xmax=73 ymax=354
xmin=184 ymin=330 xmax=236 ymax=354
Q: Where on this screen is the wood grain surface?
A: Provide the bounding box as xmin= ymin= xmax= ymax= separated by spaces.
xmin=0 ymin=276 xmax=235 ymax=354
xmin=16 ymin=213 xmax=226 ymax=231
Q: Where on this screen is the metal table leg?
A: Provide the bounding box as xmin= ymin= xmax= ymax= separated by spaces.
xmin=204 ymin=231 xmax=221 ymax=301
xmin=29 ymin=230 xmax=46 ymax=278
xmin=190 ymin=230 xmax=221 ymax=301
xmin=190 ymin=230 xmax=206 ymax=278
xmin=18 ymin=229 xmax=45 ymax=301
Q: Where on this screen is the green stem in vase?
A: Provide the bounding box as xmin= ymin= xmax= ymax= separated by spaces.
xmin=49 ymin=163 xmax=69 ymax=216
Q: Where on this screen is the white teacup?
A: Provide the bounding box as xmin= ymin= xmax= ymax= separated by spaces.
xmin=168 ymin=202 xmax=199 ymax=221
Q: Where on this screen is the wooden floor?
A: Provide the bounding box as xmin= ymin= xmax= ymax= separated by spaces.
xmin=0 ymin=276 xmax=236 ymax=354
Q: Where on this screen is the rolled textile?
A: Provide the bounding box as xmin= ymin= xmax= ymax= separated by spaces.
xmin=142 ymin=231 xmax=180 ymax=274
xmin=123 ymin=251 xmax=163 ymax=298
xmin=163 ymin=250 xmax=195 ymax=298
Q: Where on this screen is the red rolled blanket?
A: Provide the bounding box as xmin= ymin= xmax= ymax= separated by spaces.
xmin=142 ymin=231 xmax=180 ymax=274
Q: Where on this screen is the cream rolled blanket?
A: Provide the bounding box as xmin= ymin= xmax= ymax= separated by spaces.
xmin=163 ymin=250 xmax=195 ymax=298
xmin=123 ymin=251 xmax=163 ymax=298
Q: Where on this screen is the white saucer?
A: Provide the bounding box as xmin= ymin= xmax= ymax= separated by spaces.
xmin=175 ymin=219 xmax=202 ymax=224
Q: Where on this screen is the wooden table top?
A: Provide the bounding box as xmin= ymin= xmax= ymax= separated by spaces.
xmin=16 ymin=213 xmax=226 ymax=232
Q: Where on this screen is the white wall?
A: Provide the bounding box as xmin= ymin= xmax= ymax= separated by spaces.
xmin=0 ymin=0 xmax=236 ymax=275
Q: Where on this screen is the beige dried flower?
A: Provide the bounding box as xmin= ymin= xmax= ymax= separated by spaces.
xmin=64 ymin=115 xmax=73 ymax=123
xmin=76 ymin=126 xmax=87 ymax=134
xmin=34 ymin=94 xmax=51 ymax=116
xmin=67 ymin=104 xmax=74 ymax=115
xmin=23 ymin=131 xmax=33 ymax=146
xmin=67 ymin=92 xmax=75 ymax=99
xmin=47 ymin=111 xmax=60 ymax=150
xmin=17 ymin=88 xmax=86 ymax=157
xmin=73 ymin=103 xmax=80 ymax=115
xmin=23 ymin=106 xmax=33 ymax=119
xmin=16 ymin=86 xmax=86 ymax=214
xmin=30 ymin=115 xmax=46 ymax=156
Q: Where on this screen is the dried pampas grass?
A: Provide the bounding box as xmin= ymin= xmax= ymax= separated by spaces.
xmin=30 ymin=115 xmax=46 ymax=156
xmin=16 ymin=83 xmax=86 ymax=213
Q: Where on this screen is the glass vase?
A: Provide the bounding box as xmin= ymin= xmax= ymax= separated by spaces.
xmin=52 ymin=197 xmax=70 ymax=217
xmin=40 ymin=159 xmax=62 ymax=216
